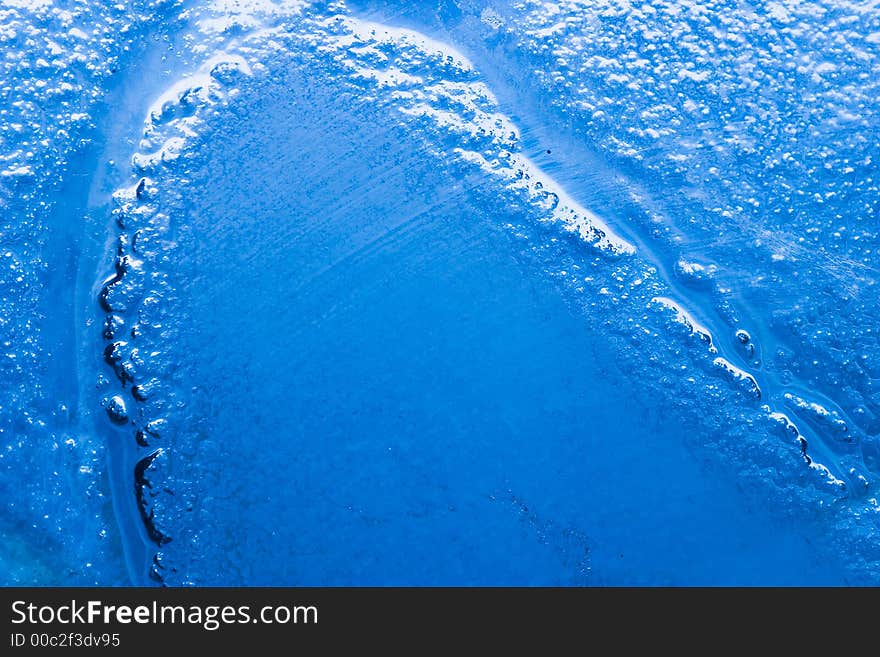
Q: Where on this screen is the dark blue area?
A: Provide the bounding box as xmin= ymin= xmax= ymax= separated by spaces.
xmin=144 ymin=61 xmax=843 ymax=584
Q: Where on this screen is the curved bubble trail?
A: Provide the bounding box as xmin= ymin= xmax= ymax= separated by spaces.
xmin=95 ymin=0 xmax=880 ymax=583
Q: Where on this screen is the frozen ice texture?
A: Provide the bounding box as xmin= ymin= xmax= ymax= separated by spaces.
xmin=2 ymin=0 xmax=879 ymax=585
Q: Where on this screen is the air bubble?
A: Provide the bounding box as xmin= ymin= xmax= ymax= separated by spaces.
xmin=105 ymin=395 xmax=128 ymax=425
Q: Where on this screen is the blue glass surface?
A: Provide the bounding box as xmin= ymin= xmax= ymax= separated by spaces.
xmin=1 ymin=0 xmax=878 ymax=585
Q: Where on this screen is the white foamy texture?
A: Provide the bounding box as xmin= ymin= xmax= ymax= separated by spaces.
xmin=197 ymin=0 xmax=307 ymax=35
xmin=765 ymin=408 xmax=850 ymax=490
xmin=132 ymin=54 xmax=253 ymax=171
xmin=677 ymin=260 xmax=709 ymax=276
xmin=768 ymin=410 xmax=799 ymax=436
xmin=339 ymin=19 xmax=474 ymax=66
xmin=144 ymin=75 xmax=215 ymax=126
xmin=0 ymin=165 xmax=33 ymax=178
xmin=649 ymin=296 xmax=762 ymax=398
xmin=712 ymin=357 xmax=761 ymax=399
xmin=784 ymin=392 xmax=849 ymax=436
xmin=129 ymin=8 xmax=635 ymax=255
xmin=322 ymin=17 xmax=635 ymax=256
xmin=809 ymin=461 xmax=847 ymax=489
xmin=675 ymin=259 xmax=717 ymax=287
xmin=650 ymin=296 xmax=716 ymax=353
